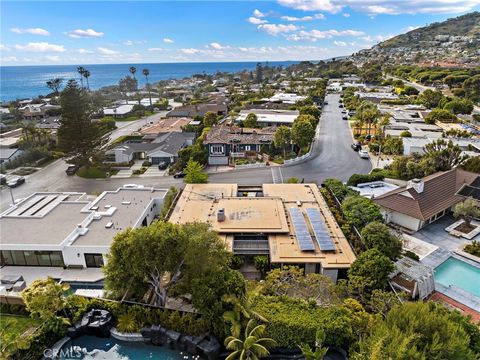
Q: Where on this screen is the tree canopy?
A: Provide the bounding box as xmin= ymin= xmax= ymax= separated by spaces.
xmin=341 ymin=196 xmax=383 ymax=230
xmin=104 ymin=221 xmax=245 ymax=321
xmin=243 ymin=113 xmax=258 ymax=128
xmin=184 ymin=158 xmax=208 ymax=183
xmin=292 ymin=118 xmax=315 ymax=153
xmin=57 ymin=80 xmax=105 ymax=166
xmin=203 ymin=111 xmax=219 ymax=127
xmin=360 ymin=222 xmax=402 ymax=260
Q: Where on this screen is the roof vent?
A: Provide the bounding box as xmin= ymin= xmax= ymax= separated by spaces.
xmin=217 ymin=208 xmax=225 ymax=222
xmin=105 ymin=222 xmax=113 ymax=228
xmin=122 ymin=201 xmax=131 ymax=205
xmin=104 ymin=204 xmax=112 ymax=209
xmin=296 ymin=201 xmax=302 ymax=207
xmin=407 ymin=178 xmax=424 ymax=194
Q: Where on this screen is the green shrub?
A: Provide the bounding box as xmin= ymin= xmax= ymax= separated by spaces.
xmin=76 ymin=167 xmax=107 ymax=178
xmin=404 ymin=250 xmax=420 ymax=261
xmin=230 ymin=255 xmax=245 ymax=270
xmin=142 ymin=161 xmax=151 ymax=167
xmin=117 ymin=312 xmax=138 ymax=333
xmin=464 ymin=240 xmax=480 ymax=257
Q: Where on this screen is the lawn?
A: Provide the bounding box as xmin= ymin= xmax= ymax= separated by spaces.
xmin=0 ymin=314 xmax=41 ymax=339
xmin=76 ymin=166 xmax=108 ymax=179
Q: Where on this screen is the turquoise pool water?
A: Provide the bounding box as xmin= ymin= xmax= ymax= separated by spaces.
xmin=59 ymin=336 xmax=185 ymax=359
xmin=435 ymin=257 xmax=480 ymax=297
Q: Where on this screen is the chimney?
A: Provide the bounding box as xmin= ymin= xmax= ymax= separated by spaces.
xmin=217 ymin=208 xmax=225 ymax=222
xmin=407 ymin=178 xmax=424 ymax=194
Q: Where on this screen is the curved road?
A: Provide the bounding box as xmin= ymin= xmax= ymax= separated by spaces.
xmin=0 ymin=94 xmax=371 ymax=211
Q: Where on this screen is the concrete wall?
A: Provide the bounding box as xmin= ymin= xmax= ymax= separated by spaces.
xmin=383 ymin=210 xmax=421 ymax=232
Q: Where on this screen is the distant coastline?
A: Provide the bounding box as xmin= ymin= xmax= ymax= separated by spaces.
xmin=0 ymin=61 xmax=299 ymax=102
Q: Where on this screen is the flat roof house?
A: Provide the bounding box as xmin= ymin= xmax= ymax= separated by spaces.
xmin=203 ymin=125 xmax=275 ymax=165
xmin=374 ymin=169 xmax=478 ymax=232
xmin=236 ymin=109 xmax=299 ymax=127
xmin=169 ymin=183 xmax=356 ymax=282
xmin=0 ymin=186 xmax=167 ymax=269
xmin=402 ymin=137 xmax=480 ymax=156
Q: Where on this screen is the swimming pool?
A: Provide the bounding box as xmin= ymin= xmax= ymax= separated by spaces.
xmin=435 ymin=257 xmax=480 ymax=297
xmin=58 ymin=336 xmax=185 ymax=359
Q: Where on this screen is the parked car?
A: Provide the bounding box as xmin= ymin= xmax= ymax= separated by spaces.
xmin=7 ymin=177 xmax=25 ymax=188
xmin=351 ymin=142 xmax=362 ymax=151
xmin=342 ymin=116 xmax=348 ymax=120
xmin=348 ymin=111 xmax=355 ymax=116
xmin=323 ymin=101 xmax=328 ymax=105
xmin=0 ymin=174 xmax=6 ymax=185
xmin=65 ymin=165 xmax=79 ymax=175
xmin=341 ymin=110 xmax=347 ymax=114
xmin=339 ymin=104 xmax=344 ymax=108
xmin=158 ymin=161 xmax=168 ymax=170
xmin=173 ymin=172 xmax=186 ymax=178
xmin=359 ymin=150 xmax=370 ymax=159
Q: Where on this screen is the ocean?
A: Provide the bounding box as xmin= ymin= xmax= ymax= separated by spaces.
xmin=0 ymin=61 xmax=297 ymax=102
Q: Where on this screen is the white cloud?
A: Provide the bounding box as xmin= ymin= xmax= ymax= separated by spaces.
xmin=148 ymin=47 xmax=166 ymax=51
xmin=97 ymin=47 xmax=118 ymax=55
xmin=278 ymin=0 xmax=342 ymax=13
xmin=124 ymin=40 xmax=134 ymax=46
xmin=2 ymin=56 xmax=18 ymax=62
xmin=77 ymin=48 xmax=94 ymax=54
xmin=209 ymin=42 xmax=225 ymax=50
xmin=180 ymin=48 xmax=200 ymax=54
xmin=258 ymin=23 xmax=299 ymax=35
xmin=278 ymin=0 xmax=480 ymax=15
xmin=45 ymin=55 xmax=60 ymax=61
xmin=67 ymin=28 xmax=104 ymax=38
xmin=281 ymin=13 xmax=325 ymax=21
xmin=253 ymin=9 xmax=266 ymax=18
xmin=247 ymin=17 xmax=268 ymax=25
xmin=14 ymin=42 xmax=65 ymax=52
xmin=11 ymin=27 xmax=50 ymax=36
xmin=343 ymin=12 xmax=350 ymax=17
xmin=0 ymin=44 xmax=10 ymax=51
xmin=334 ymin=40 xmax=347 ymax=46
xmin=286 ymin=28 xmax=364 ymax=41
xmin=361 ymin=34 xmax=394 ymax=43
xmin=163 ymin=38 xmax=174 ymax=43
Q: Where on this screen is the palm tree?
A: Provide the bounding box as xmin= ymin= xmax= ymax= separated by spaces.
xmin=83 ymin=69 xmax=91 ymax=90
xmin=142 ymin=68 xmax=152 ymax=107
xmin=223 ymin=295 xmax=267 ymax=339
xmin=224 ymin=319 xmax=276 ymax=360
xmin=298 ymin=329 xmax=329 ymax=360
xmin=129 ymin=66 xmax=140 ymax=104
xmin=77 ymin=66 xmax=86 ymax=88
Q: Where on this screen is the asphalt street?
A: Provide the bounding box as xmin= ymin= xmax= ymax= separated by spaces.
xmin=0 ymin=93 xmax=371 ymax=211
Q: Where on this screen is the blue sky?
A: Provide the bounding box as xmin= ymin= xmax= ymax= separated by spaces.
xmin=1 ymin=1 xmax=479 ymax=65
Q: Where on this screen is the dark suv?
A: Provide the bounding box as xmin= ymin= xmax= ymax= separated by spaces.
xmin=66 ymin=165 xmax=79 ymax=175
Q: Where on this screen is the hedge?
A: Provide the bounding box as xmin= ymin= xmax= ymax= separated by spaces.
xmin=347 ymin=173 xmax=385 ymax=186
xmin=251 ymin=295 xmax=358 ymax=350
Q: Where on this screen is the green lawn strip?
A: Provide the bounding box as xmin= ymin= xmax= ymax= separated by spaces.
xmin=0 ymin=314 xmax=41 ymax=339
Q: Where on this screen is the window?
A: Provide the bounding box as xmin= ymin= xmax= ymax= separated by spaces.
xmin=211 ymin=145 xmax=224 ymax=155
xmin=245 ymin=145 xmax=251 ymax=151
xmin=85 ymin=254 xmax=104 ymax=268
xmin=0 ymin=250 xmax=64 ymax=267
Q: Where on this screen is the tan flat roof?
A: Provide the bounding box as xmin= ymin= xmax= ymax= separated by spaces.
xmin=141 ymin=117 xmax=192 ymax=135
xmin=169 ymin=184 xmax=356 ymax=268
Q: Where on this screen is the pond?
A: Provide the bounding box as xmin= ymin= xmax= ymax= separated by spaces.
xmin=58 ymin=336 xmax=195 ymax=359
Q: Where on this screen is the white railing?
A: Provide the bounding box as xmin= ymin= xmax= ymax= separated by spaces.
xmin=236 ymin=162 xmax=267 ymax=169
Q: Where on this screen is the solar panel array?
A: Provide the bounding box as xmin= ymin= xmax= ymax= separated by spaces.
xmin=305 ymin=208 xmax=336 ymax=252
xmin=458 ymin=185 xmax=480 ymax=200
xmin=289 ymin=207 xmax=315 ymax=251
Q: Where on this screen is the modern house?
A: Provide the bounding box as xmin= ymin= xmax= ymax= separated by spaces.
xmin=374 ymin=168 xmax=478 ymax=232
xmin=169 ymin=183 xmax=356 ymax=282
xmin=0 ymin=186 xmax=166 ymax=269
xmin=109 ymin=132 xmax=195 ymax=165
xmin=402 ymin=137 xmax=480 ymax=155
xmin=355 ymin=91 xmax=399 ymax=103
xmin=267 ymin=93 xmax=307 ymax=104
xmin=203 ymin=125 xmax=275 ymax=165
xmin=103 ymin=104 xmax=135 ymax=118
xmin=20 ymin=104 xmax=46 ymax=120
xmin=236 ymin=109 xmax=299 ymax=127
xmin=140 ymin=117 xmax=193 ymax=138
xmin=167 ymin=103 xmax=228 ymax=118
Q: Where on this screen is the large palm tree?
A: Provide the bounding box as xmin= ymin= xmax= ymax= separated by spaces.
xmin=129 ymin=66 xmax=140 ymax=104
xmin=142 ymin=68 xmax=152 ymax=107
xmin=77 ymin=66 xmax=86 ymax=88
xmin=83 ymin=69 xmax=91 ymax=90
xmin=224 ymin=319 xmax=276 ymax=360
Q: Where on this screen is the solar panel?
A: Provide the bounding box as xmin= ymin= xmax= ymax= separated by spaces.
xmin=458 ymin=185 xmax=480 ymax=200
xmin=289 ymin=207 xmax=315 ymax=251
xmin=305 ymin=208 xmax=336 ymax=252
xmin=470 ymin=176 xmax=480 ymax=188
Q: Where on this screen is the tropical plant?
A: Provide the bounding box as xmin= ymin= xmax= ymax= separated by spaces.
xmin=223 ymin=295 xmax=267 ymax=339
xmin=143 ymin=68 xmax=152 ymax=107
xmin=116 ymin=312 xmax=137 ymax=333
xmin=224 ymin=319 xmax=276 ymax=360
xmin=83 ymin=69 xmax=91 ymax=90
xmin=298 ymin=328 xmax=329 ymax=360
xmin=77 ymin=66 xmax=86 ymax=88
xmin=0 ymin=319 xmax=31 ymax=360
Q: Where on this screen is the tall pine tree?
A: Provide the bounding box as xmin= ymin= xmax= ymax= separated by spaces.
xmin=58 ymin=80 xmax=105 ymax=166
